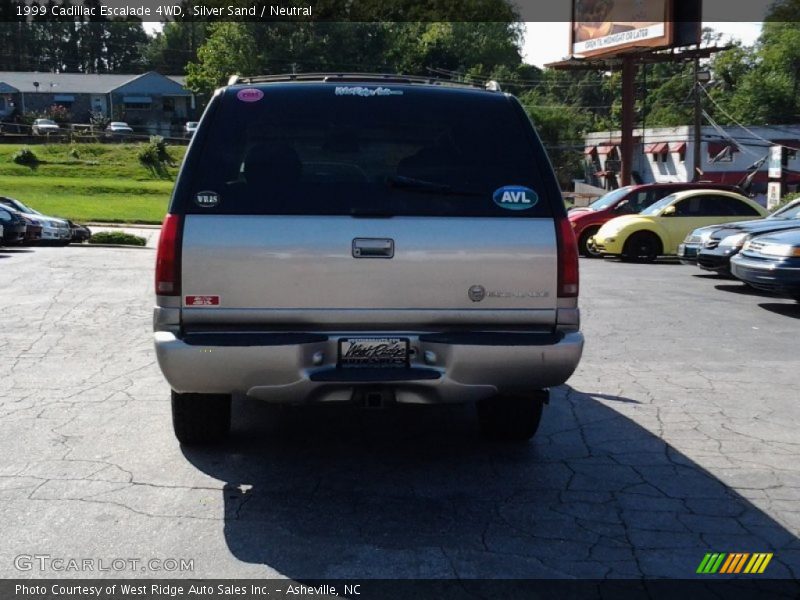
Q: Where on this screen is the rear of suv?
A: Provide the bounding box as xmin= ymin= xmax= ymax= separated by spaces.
xmin=154 ymin=74 xmax=584 ymax=444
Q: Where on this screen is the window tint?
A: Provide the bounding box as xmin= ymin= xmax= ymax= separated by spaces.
xmin=180 ymin=85 xmax=554 ymax=218
xmin=671 ymin=195 xmax=750 ymax=217
xmin=718 ymin=196 xmax=760 ymax=216
xmin=673 ymin=197 xmax=704 ymax=216
xmin=628 ymin=191 xmax=652 ymax=212
xmin=0 ymin=208 xmax=10 ymax=222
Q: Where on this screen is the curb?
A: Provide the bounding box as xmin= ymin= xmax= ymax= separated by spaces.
xmin=71 ymin=243 xmax=152 ymax=250
xmin=85 ymin=222 xmax=162 ymax=230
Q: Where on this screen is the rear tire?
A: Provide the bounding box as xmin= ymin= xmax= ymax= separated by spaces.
xmin=171 ymin=391 xmax=231 ymax=445
xmin=578 ymin=228 xmax=600 ymax=258
xmin=622 ymin=231 xmax=662 ymax=263
xmin=477 ymin=392 xmax=546 ymax=442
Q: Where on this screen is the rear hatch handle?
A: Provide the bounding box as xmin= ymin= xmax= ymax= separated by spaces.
xmin=352 ymin=238 xmax=394 ymax=258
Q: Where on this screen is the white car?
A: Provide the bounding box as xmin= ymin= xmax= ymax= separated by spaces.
xmin=31 ymin=118 xmax=60 ymax=135
xmin=0 ymin=197 xmax=71 ymax=244
xmin=106 ymin=121 xmax=133 ymax=135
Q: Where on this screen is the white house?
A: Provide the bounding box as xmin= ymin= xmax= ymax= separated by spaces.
xmin=583 ymin=125 xmax=800 ymax=195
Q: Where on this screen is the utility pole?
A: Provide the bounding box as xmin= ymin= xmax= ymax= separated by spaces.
xmin=692 ymin=59 xmax=711 ymax=182
xmin=620 ymin=56 xmax=636 ymax=186
xmin=692 ymin=57 xmax=702 ymax=181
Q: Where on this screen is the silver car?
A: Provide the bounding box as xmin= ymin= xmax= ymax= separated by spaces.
xmin=154 ymin=74 xmax=584 ymax=445
xmin=0 ymin=197 xmax=71 ymax=244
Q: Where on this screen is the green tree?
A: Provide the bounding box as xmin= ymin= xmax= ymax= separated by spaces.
xmin=185 ymin=23 xmax=261 ymax=92
xmin=144 ymin=20 xmax=209 ymax=74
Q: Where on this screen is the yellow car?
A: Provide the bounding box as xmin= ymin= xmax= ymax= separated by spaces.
xmin=589 ymin=189 xmax=768 ymax=262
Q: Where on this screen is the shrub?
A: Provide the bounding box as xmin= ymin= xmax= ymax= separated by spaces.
xmin=769 ymin=191 xmax=800 ymax=213
xmin=138 ymin=136 xmax=175 ymax=176
xmin=46 ymin=104 xmax=71 ymax=124
xmin=89 ymin=111 xmax=110 ymax=131
xmin=88 ymin=231 xmax=147 ymax=246
xmin=12 ymin=146 xmax=38 ymax=166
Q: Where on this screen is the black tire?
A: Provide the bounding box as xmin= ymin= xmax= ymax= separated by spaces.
xmin=622 ymin=231 xmax=662 ymax=263
xmin=477 ymin=392 xmax=546 ymax=442
xmin=171 ymin=391 xmax=231 ymax=445
xmin=578 ymin=228 xmax=601 ymax=258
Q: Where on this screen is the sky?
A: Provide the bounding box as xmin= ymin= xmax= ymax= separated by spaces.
xmin=522 ymin=22 xmax=763 ymax=67
xmin=143 ymin=21 xmax=764 ymax=68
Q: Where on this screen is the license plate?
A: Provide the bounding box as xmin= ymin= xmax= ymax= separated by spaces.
xmin=338 ymin=337 xmax=409 ymax=368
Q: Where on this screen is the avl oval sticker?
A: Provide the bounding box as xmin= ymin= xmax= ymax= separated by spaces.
xmin=493 ymin=186 xmax=538 ymax=211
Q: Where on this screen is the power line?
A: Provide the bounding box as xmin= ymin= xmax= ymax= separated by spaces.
xmin=699 ymin=83 xmax=800 ymax=152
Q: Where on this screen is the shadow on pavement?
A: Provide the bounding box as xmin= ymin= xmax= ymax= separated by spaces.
xmin=181 ymin=386 xmax=799 ymax=582
xmin=759 ymin=303 xmax=800 ymax=319
xmin=715 ymin=284 xmax=780 ymax=298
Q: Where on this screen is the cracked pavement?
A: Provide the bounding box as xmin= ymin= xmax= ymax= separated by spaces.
xmin=0 ymin=245 xmax=799 ymax=580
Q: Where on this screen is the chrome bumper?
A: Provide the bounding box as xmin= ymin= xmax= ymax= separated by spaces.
xmin=154 ymin=329 xmax=584 ymax=404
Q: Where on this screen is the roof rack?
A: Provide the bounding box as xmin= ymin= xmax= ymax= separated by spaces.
xmin=226 ymin=72 xmax=501 ymax=91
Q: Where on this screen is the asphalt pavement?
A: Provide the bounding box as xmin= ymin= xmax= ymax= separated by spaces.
xmin=0 ymin=246 xmax=798 ymax=580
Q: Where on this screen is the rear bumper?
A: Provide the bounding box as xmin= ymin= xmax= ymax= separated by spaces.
xmin=154 ymin=329 xmax=584 ymax=404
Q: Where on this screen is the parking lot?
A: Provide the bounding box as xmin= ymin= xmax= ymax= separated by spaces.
xmin=0 ymin=243 xmax=798 ymax=580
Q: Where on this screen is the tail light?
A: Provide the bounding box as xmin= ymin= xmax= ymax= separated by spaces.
xmin=155 ymin=213 xmax=181 ymax=296
xmin=556 ymin=217 xmax=579 ymax=298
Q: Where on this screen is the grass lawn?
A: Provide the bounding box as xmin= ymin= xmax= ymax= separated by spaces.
xmin=0 ymin=143 xmax=187 ymax=224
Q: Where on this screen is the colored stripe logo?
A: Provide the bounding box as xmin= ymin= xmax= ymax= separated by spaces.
xmin=697 ymin=552 xmax=773 ymax=574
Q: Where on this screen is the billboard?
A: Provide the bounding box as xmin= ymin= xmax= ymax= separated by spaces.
xmin=571 ymin=0 xmax=674 ymax=58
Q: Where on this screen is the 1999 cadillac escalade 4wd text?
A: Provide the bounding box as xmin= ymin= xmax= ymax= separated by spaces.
xmin=153 ymin=73 xmax=584 ymax=445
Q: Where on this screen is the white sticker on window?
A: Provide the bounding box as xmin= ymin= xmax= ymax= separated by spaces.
xmin=335 ymin=86 xmax=403 ymax=97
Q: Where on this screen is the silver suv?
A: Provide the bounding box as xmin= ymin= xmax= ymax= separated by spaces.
xmin=154 ymin=74 xmax=584 ymax=444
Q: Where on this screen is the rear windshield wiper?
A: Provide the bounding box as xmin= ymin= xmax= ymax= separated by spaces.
xmin=385 ymin=175 xmax=484 ymax=196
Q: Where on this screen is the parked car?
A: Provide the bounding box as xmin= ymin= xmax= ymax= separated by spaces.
xmin=184 ymin=121 xmax=198 ymax=136
xmin=730 ymin=228 xmax=800 ymax=300
xmin=676 ymin=225 xmax=724 ymax=265
xmin=31 ymin=118 xmax=60 ymax=135
xmin=696 ymin=198 xmax=800 ymax=275
xmin=0 ymin=205 xmax=27 ymax=245
xmin=67 ymin=220 xmax=91 ymax=243
xmin=106 ymin=121 xmax=133 ymax=136
xmin=0 ymin=197 xmax=71 ymax=244
xmin=154 ymin=74 xmax=584 ymax=445
xmin=20 ymin=214 xmax=42 ymax=245
xmin=589 ymin=190 xmax=768 ymax=262
xmin=569 ymin=183 xmax=741 ymax=256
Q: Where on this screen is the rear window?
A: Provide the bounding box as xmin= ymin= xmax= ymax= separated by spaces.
xmin=177 ymin=84 xmax=554 ymax=218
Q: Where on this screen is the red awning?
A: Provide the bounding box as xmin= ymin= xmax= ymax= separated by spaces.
xmin=597 ymin=145 xmax=617 ymax=155
xmin=670 ymin=142 xmax=687 ymax=153
xmin=644 ymin=142 xmax=669 ymax=154
xmin=584 ymin=146 xmax=597 ymax=155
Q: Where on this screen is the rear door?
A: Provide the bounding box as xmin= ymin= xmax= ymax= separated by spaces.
xmin=175 ymin=84 xmax=562 ymax=329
